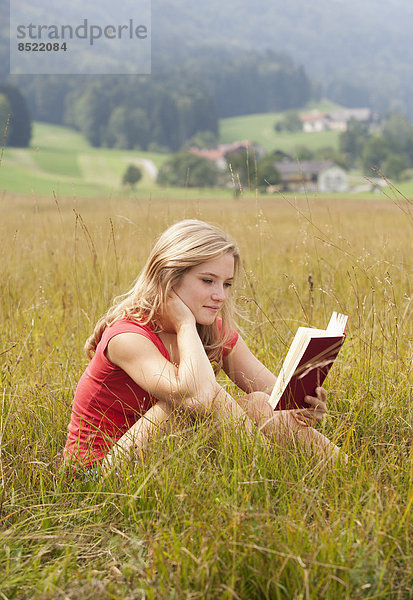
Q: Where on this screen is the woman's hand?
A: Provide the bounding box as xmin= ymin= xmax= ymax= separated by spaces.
xmin=293 ymin=387 xmax=327 ymax=426
xmin=164 ymin=289 xmax=196 ymax=333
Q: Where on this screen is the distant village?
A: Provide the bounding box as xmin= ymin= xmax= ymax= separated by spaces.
xmin=186 ymin=108 xmax=383 ymax=194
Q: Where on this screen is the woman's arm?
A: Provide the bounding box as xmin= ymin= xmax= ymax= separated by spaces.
xmin=101 ymin=400 xmax=173 ymax=473
xmin=223 ymin=338 xmax=344 ymax=460
xmin=223 ymin=335 xmax=277 ymax=394
xmin=107 ymin=305 xmax=217 ymax=409
xmin=223 ymin=335 xmax=327 ymax=423
xmin=107 ymin=292 xmax=252 ymax=425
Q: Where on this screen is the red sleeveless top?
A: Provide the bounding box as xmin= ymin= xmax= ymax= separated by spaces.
xmin=63 ymin=318 xmax=238 ymax=466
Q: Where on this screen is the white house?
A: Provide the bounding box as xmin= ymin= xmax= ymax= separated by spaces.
xmin=299 ymin=112 xmax=330 ymax=133
xmin=300 ymin=108 xmax=377 ymax=133
xmin=317 ymin=163 xmax=348 ymax=192
xmin=328 ymin=108 xmax=374 ymax=132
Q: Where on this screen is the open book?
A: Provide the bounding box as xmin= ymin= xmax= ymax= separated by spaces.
xmin=268 ymin=312 xmax=348 ymax=411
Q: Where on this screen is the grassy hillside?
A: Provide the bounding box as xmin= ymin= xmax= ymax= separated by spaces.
xmin=218 ymin=101 xmax=343 ymax=152
xmin=219 ymin=114 xmax=339 ymax=153
xmin=0 ymin=123 xmax=169 ymax=197
xmin=2 ymin=119 xmax=413 ymax=199
xmin=0 ymin=122 xmax=256 ymax=198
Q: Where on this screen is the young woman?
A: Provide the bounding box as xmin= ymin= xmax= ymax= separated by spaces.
xmin=63 ymin=219 xmax=345 ymax=471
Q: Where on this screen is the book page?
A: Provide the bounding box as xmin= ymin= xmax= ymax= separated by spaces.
xmin=327 ymin=311 xmax=348 ymax=334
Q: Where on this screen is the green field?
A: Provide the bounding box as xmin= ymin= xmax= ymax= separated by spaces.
xmin=218 ymin=100 xmax=344 ymax=152
xmin=1 ymin=192 xmax=412 ymax=598
xmin=0 ymin=122 xmax=170 ymax=197
xmin=219 ymin=113 xmax=340 ymax=153
xmin=0 ymin=122 xmax=252 ymax=198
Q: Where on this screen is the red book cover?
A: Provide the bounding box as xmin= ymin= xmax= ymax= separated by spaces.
xmin=274 ymin=335 xmax=345 ymax=411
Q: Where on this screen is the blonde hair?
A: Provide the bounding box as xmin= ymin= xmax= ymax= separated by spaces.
xmin=85 ymin=219 xmax=240 ymax=370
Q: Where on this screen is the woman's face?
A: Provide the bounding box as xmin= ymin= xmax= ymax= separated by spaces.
xmin=173 ymin=253 xmax=235 ymax=325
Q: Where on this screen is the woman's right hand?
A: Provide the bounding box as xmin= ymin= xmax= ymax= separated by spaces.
xmin=164 ymin=289 xmax=196 ymax=333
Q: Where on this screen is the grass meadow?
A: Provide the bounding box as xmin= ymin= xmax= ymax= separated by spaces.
xmin=0 ymin=188 xmax=412 ymax=599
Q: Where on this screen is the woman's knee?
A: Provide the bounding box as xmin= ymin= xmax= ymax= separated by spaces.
xmin=238 ymin=391 xmax=270 ymax=410
xmin=237 ymin=391 xmax=272 ymax=425
xmin=179 ymin=395 xmax=213 ymax=418
xmin=245 ymin=391 xmax=271 ymax=403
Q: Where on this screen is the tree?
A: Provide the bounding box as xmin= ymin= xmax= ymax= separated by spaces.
xmin=0 ymin=84 xmax=31 ymax=147
xmin=383 ymin=154 xmax=408 ymax=181
xmin=185 ymin=130 xmax=218 ymax=150
xmin=0 ymin=93 xmax=12 ymax=142
xmin=293 ymin=145 xmax=314 ymax=161
xmin=105 ymin=107 xmax=150 ymax=150
xmin=106 ymin=106 xmax=130 ymax=150
xmin=65 ymin=81 xmax=112 ymax=147
xmin=151 ymin=93 xmax=181 ymax=151
xmin=338 ymin=111 xmax=413 ymax=174
xmin=128 ymin=107 xmax=151 ymax=151
xmin=256 ymin=157 xmax=281 ymax=190
xmin=326 ymin=80 xmax=371 ymax=109
xmin=339 ymin=118 xmax=370 ymax=165
xmin=381 ymin=113 xmax=413 ymax=163
xmin=313 ymin=146 xmax=350 ymax=170
xmin=189 ymin=50 xmax=312 ymax=119
xmin=122 ymin=164 xmax=142 ymax=188
xmin=271 ymin=149 xmax=293 ymax=162
xmin=361 ymin=135 xmax=390 ymax=175
xmin=274 ymin=110 xmax=301 ymax=133
xmin=225 ymin=150 xmax=281 ymax=191
xmin=23 ymin=75 xmax=74 ymax=124
xmin=157 ymin=152 xmax=219 ymax=187
xmin=177 ymin=91 xmax=218 ymax=144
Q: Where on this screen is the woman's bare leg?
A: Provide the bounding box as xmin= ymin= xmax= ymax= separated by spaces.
xmin=179 ymin=384 xmax=255 ymax=432
xmin=236 ymin=391 xmax=347 ymax=464
xmin=102 ymin=389 xmax=346 ymax=473
xmin=102 ymin=386 xmax=256 ymax=473
xmin=102 ymin=400 xmax=173 ymax=473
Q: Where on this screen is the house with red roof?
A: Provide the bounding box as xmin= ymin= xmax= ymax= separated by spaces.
xmin=300 ymin=108 xmax=377 ymax=133
xmin=188 ymin=141 xmax=265 ymax=169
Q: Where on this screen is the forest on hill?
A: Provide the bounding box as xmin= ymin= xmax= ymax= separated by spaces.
xmin=2 ymin=0 xmax=411 ymax=114
xmin=1 ymin=0 xmax=412 ymax=152
xmin=3 ymin=52 xmax=312 ymax=152
xmin=150 ymin=0 xmax=413 ymax=117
